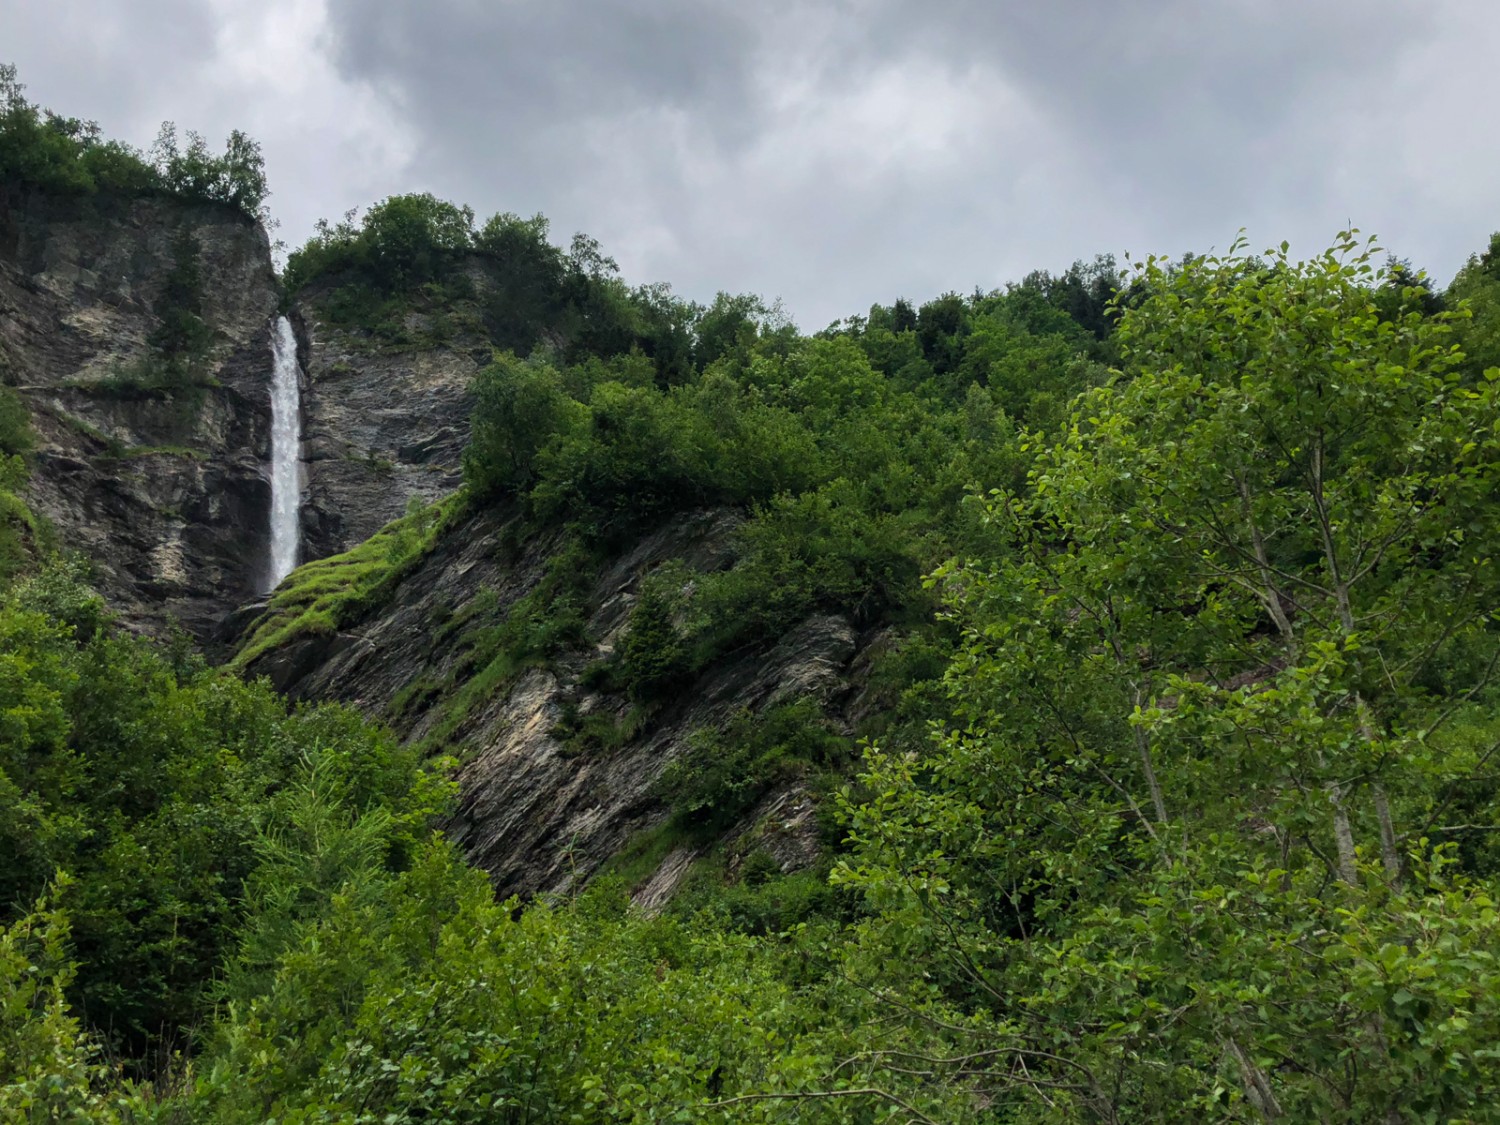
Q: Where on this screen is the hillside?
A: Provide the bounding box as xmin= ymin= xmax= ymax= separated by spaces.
xmin=5 ymin=73 xmax=1500 ymax=1123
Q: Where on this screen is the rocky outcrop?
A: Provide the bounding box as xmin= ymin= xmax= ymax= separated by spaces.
xmin=0 ymin=181 xmax=498 ymax=636
xmin=0 ymin=185 xmax=279 ymax=640
xmin=243 ymin=505 xmax=864 ymax=901
xmin=290 ymin=292 xmax=481 ymax=562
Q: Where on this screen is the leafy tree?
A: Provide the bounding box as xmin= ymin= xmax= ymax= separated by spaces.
xmin=1449 ymin=231 xmax=1500 ymax=379
xmin=360 ymin=193 xmax=475 ymax=291
xmin=0 ymin=65 xmax=267 ymax=220
xmin=616 ymin=574 xmax=689 ymax=703
xmin=472 ymin=211 xmax=570 ymax=351
xmin=694 ymin=291 xmax=770 ymax=369
xmin=838 ymin=233 xmax=1500 ymax=1120
xmin=463 ymin=354 xmax=583 ymax=498
xmin=150 ymin=123 xmax=269 ymax=219
xmin=916 ymin=291 xmax=968 ymax=374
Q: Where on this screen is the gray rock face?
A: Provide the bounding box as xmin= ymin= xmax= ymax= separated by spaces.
xmin=0 ymin=186 xmax=279 ymax=640
xmin=244 ymin=505 xmax=869 ymax=900
xmin=290 ymin=296 xmax=479 ymax=562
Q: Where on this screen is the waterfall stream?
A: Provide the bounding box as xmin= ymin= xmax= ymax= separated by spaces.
xmin=267 ymin=316 xmax=303 ymax=590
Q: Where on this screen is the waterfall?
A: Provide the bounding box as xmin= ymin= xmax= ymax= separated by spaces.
xmin=267 ymin=316 xmax=303 ymax=590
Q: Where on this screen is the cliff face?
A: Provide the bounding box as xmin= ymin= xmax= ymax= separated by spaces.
xmin=0 ymin=185 xmax=278 ymax=638
xmin=290 ymin=282 xmax=481 ymax=563
xmin=0 ymin=189 xmax=479 ymax=637
xmin=243 ymin=505 xmax=863 ymax=901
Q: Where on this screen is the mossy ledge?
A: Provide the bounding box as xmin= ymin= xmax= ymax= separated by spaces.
xmin=231 ymin=491 xmax=466 ymax=671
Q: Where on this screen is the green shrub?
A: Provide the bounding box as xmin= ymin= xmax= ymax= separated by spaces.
xmin=0 ymin=386 xmax=33 ymax=460
xmin=659 ymin=699 xmax=849 ymax=836
xmin=1 ymin=65 xmax=267 ymax=219
xmin=0 ymin=891 xmax=125 ymax=1123
xmin=615 ymin=571 xmax=689 ymax=703
xmin=0 ymin=572 xmax=453 ymax=1058
xmin=463 ymin=353 xmax=584 ymax=498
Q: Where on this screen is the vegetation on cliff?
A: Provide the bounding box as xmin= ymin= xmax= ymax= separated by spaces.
xmin=0 ymin=65 xmax=268 ymax=221
xmin=0 ymin=385 xmax=39 ymax=582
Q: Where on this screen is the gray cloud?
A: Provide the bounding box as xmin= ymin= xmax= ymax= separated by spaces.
xmin=5 ymin=1 xmax=1498 ymax=327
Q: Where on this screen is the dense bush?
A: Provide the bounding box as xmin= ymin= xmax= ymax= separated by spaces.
xmin=0 ymin=568 xmax=451 ymax=1057
xmin=0 ymin=64 xmax=268 ymax=220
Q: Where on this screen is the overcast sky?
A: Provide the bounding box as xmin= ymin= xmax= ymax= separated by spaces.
xmin=6 ymin=0 xmax=1499 ymax=328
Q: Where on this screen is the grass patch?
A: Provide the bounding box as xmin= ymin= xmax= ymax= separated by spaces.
xmin=595 ymin=820 xmax=696 ymax=894
xmin=71 ymin=352 xmax=220 ymax=401
xmin=43 ymin=406 xmax=207 ymax=461
xmin=231 ymin=492 xmax=464 ymax=671
xmin=117 ymin=444 xmax=207 ymax=460
xmin=551 ymin=700 xmax=651 ymax=757
xmin=388 ymin=672 xmax=445 ymax=722
xmin=413 ymin=534 xmax=597 ymax=751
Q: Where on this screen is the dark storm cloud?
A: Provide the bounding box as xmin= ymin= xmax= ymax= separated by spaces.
xmin=314 ymin=0 xmax=1494 ymax=326
xmin=326 ymin=0 xmax=760 ymax=139
xmin=6 ymin=1 xmax=1497 ymax=327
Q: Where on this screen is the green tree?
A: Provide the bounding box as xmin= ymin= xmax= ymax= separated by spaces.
xmin=838 ymin=233 xmax=1500 ymax=1121
xmin=1449 ymin=232 xmax=1500 ymax=378
xmin=0 ymin=890 xmax=123 ymax=1124
xmin=359 ymin=193 xmax=475 ymax=291
xmin=150 ymin=123 xmax=269 ymax=219
xmin=463 ymin=354 xmax=583 ymax=498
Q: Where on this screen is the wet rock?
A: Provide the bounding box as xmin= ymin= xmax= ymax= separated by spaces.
xmin=291 ymin=294 xmax=479 ymax=561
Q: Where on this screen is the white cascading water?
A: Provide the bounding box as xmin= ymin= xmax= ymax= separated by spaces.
xmin=267 ymin=316 xmax=303 ymax=590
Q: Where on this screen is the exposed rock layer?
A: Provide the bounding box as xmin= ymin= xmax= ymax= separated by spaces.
xmin=1 ymin=186 xmax=277 ymax=639
xmin=246 ymin=506 xmax=857 ymax=900
xmin=290 ymin=289 xmax=480 ymax=562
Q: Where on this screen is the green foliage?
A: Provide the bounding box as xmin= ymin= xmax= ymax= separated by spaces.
xmin=0 ymin=387 xmax=37 ymax=584
xmin=0 ymin=64 xmax=267 ymax=220
xmin=472 ymin=211 xmax=572 ymax=351
xmin=0 ymin=888 xmax=125 ymax=1124
xmin=147 ymin=229 xmax=212 ymax=359
xmin=835 ymin=232 xmax=1500 ymax=1119
xmin=0 ymin=386 xmax=34 ymax=460
xmin=185 ymin=850 xmax=968 ymax=1124
xmin=283 ymin=193 xmax=476 ymax=298
xmin=462 ymin=353 xmax=584 ymax=497
xmin=660 ymin=699 xmax=849 ymax=836
xmin=147 ymin=121 xmax=269 ymax=219
xmin=0 ymin=568 xmax=453 ymax=1060
xmin=233 ymin=495 xmax=461 ymax=671
xmin=675 ymin=862 xmax=851 ymax=940
xmin=691 ymin=483 xmax=928 ymax=654
xmin=13 ymin=218 xmax=1500 ymax=1121
xmin=615 ymin=569 xmax=690 ymax=703
xmin=1449 ymin=231 xmax=1500 ymax=379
